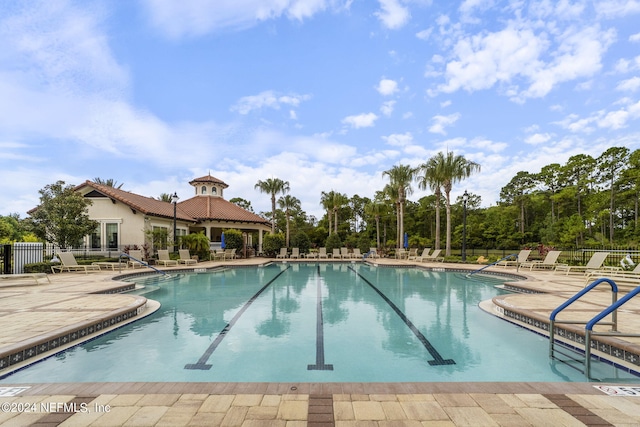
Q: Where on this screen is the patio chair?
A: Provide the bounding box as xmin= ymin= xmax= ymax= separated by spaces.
xmin=210 ymin=249 xmax=224 ymax=261
xmin=585 ymin=262 xmax=638 ymax=284
xmin=178 ymin=249 xmax=197 ymax=265
xmin=332 ymin=248 xmax=342 ymax=259
xmin=290 ymin=248 xmax=300 ymax=259
xmin=276 ymin=247 xmax=288 ymax=259
xmin=318 ymin=247 xmax=328 ymax=259
xmin=340 ymin=247 xmax=351 ymax=259
xmin=156 ymin=249 xmax=178 ymax=266
xmin=520 ymin=250 xmax=562 ymax=270
xmin=497 ymin=250 xmax=532 ymax=268
xmin=367 ymin=248 xmax=379 ymax=258
xmin=51 ymin=252 xmax=101 ymax=274
xmin=352 ymin=248 xmax=362 ymax=258
xmin=555 ymin=252 xmax=610 ymax=275
xmin=225 ymin=248 xmax=237 ymax=260
xmin=395 ymin=248 xmax=407 ymax=259
xmin=306 ymin=250 xmax=318 ymax=259
xmin=126 ymin=250 xmax=145 ymax=268
xmin=418 ymin=249 xmax=443 ymax=262
xmin=410 ymin=248 xmax=430 ymax=261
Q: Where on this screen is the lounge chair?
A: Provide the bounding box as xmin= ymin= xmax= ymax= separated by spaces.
xmin=497 ymin=250 xmax=531 ymax=268
xmin=276 ymin=248 xmax=288 ymax=259
xmin=51 ymin=252 xmax=101 ymax=274
xmin=368 ymin=248 xmax=379 ymax=258
xmin=318 ymin=247 xmax=328 ymax=259
xmin=555 ymin=252 xmax=610 ymax=275
xmin=340 ymin=247 xmax=351 ymax=259
xmin=156 ymin=249 xmax=178 ymax=266
xmin=178 ymin=249 xmax=197 ymax=265
xmin=520 ymin=250 xmax=562 ymax=270
xmin=226 ymin=248 xmax=237 ymax=259
xmin=396 ymin=248 xmax=407 ymax=259
xmin=290 ymin=248 xmax=300 ymax=259
xmin=418 ymin=249 xmax=443 ymax=262
xmin=306 ymin=250 xmax=318 ymax=259
xmin=585 ymin=263 xmax=637 ymax=284
xmin=410 ymin=248 xmax=430 ymax=261
xmin=352 ymin=248 xmax=362 ymax=258
xmin=332 ymin=248 xmax=342 ymax=259
xmin=126 ymin=250 xmax=145 ymax=268
xmin=0 ymin=273 xmax=50 ymax=285
xmin=210 ymin=249 xmax=224 ymax=261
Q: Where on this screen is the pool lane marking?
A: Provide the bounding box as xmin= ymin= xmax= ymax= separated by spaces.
xmin=308 ymin=264 xmax=334 ymax=371
xmin=348 ymin=266 xmax=455 ymax=366
xmin=185 ymin=265 xmax=291 ymax=370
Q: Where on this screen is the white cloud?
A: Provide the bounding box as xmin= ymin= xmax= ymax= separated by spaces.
xmin=230 ymin=91 xmax=311 ymax=114
xmin=525 ymin=132 xmax=552 ymax=145
xmin=631 ymin=32 xmax=640 ymax=42
xmin=142 ymin=0 xmax=351 ymax=37
xmin=380 ymin=100 xmax=396 ymax=116
xmin=382 ymin=132 xmax=413 ymax=146
xmin=616 ymin=76 xmax=640 ymax=92
xmin=415 ymin=28 xmax=432 ymax=40
xmin=376 ymin=78 xmax=399 ymax=95
xmin=437 ymin=23 xmax=615 ymax=102
xmin=375 ymin=0 xmax=410 ymax=29
xmin=428 ymin=113 xmax=461 ymax=135
xmin=342 ymin=112 xmax=379 ymax=128
xmin=595 ymin=0 xmax=640 ymax=18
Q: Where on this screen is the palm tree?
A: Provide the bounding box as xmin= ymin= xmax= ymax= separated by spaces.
xmin=157 ymin=193 xmax=173 ymax=203
xmin=382 ymin=164 xmax=416 ymax=248
xmin=365 ymin=201 xmax=386 ymax=249
xmin=428 ymin=152 xmax=481 ymax=257
xmin=278 ymin=194 xmax=301 ymax=247
xmin=94 ymin=178 xmax=123 ymax=189
xmin=417 ymin=155 xmax=445 ymax=250
xmin=255 ymin=178 xmax=290 ymax=233
xmin=320 ymin=190 xmax=347 ymax=234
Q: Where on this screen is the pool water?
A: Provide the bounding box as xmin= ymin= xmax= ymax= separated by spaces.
xmin=2 ymin=263 xmax=638 ymax=383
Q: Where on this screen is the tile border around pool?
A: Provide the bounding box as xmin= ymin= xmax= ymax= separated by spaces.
xmin=0 ymin=295 xmax=155 ymax=378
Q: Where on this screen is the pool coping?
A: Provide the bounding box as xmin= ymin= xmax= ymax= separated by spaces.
xmin=1 ymin=258 xmax=639 ymax=384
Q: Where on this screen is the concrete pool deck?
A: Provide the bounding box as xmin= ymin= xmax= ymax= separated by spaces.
xmin=0 ymin=257 xmax=640 ymax=425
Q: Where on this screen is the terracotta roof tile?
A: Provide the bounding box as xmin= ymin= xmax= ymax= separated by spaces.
xmin=178 ymin=196 xmax=270 ymax=225
xmin=77 ymin=181 xmax=194 ymax=221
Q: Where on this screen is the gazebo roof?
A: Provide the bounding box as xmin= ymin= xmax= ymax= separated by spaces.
xmin=188 ymin=174 xmax=229 ymax=188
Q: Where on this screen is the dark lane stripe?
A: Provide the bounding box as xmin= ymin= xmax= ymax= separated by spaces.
xmin=308 ymin=264 xmax=333 ymax=370
xmin=185 ymin=265 xmax=291 ymax=370
xmin=348 ymin=266 xmax=455 ymax=366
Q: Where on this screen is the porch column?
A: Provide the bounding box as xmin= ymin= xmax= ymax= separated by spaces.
xmin=258 ymin=229 xmax=263 ymax=255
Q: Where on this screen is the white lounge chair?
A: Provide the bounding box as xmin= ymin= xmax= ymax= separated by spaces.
xmin=178 ymin=249 xmax=197 ymax=265
xmin=340 ymin=247 xmax=351 ymax=259
xmin=332 ymin=248 xmax=342 ymax=259
xmin=368 ymin=248 xmax=379 ymax=258
xmin=318 ymin=247 xmax=328 ymax=259
xmin=352 ymin=248 xmax=362 ymax=258
xmin=497 ymin=250 xmax=532 ymax=268
xmin=410 ymin=248 xmax=430 ymax=261
xmin=520 ymin=250 xmax=562 ymax=270
xmin=555 ymin=252 xmax=610 ymax=275
xmin=0 ymin=273 xmax=50 ymax=285
xmin=276 ymin=248 xmax=288 ymax=259
xmin=156 ymin=249 xmax=178 ymax=266
xmin=418 ymin=249 xmax=443 ymax=262
xmin=127 ymin=250 xmax=145 ymax=268
xmin=290 ymin=248 xmax=300 ymax=259
xmin=52 ymin=252 xmax=101 ymax=274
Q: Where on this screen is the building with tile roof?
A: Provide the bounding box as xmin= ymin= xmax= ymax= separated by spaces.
xmin=72 ymin=174 xmax=271 ymax=255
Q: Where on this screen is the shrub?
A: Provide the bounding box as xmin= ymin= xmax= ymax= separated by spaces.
xmin=357 ymin=234 xmax=372 ymax=254
xmin=263 ymin=233 xmax=285 ymax=257
xmin=24 ymin=262 xmax=54 ymax=274
xmin=222 ymin=229 xmax=243 ymax=250
xmin=291 ymin=231 xmax=311 ymax=255
xmin=325 ymin=233 xmax=342 ymax=253
xmin=179 ymin=232 xmax=210 ymax=261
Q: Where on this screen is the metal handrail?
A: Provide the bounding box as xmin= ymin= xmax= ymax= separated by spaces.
xmin=466 ymin=253 xmax=518 ymax=277
xmin=548 ymin=278 xmax=621 ymax=379
xmin=585 ymin=283 xmax=640 ymax=377
xmin=120 ymin=252 xmax=167 ymax=275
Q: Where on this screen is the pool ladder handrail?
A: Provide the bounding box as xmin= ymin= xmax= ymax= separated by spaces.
xmin=120 ymin=252 xmax=167 ymax=275
xmin=466 ymin=253 xmax=518 ymax=277
xmin=549 ymin=278 xmax=640 ymax=379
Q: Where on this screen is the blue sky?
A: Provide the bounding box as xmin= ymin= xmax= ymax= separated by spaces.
xmin=1 ymin=0 xmax=639 ymax=220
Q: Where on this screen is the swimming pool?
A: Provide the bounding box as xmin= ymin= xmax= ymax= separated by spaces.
xmin=1 ymin=263 xmax=637 ymax=383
